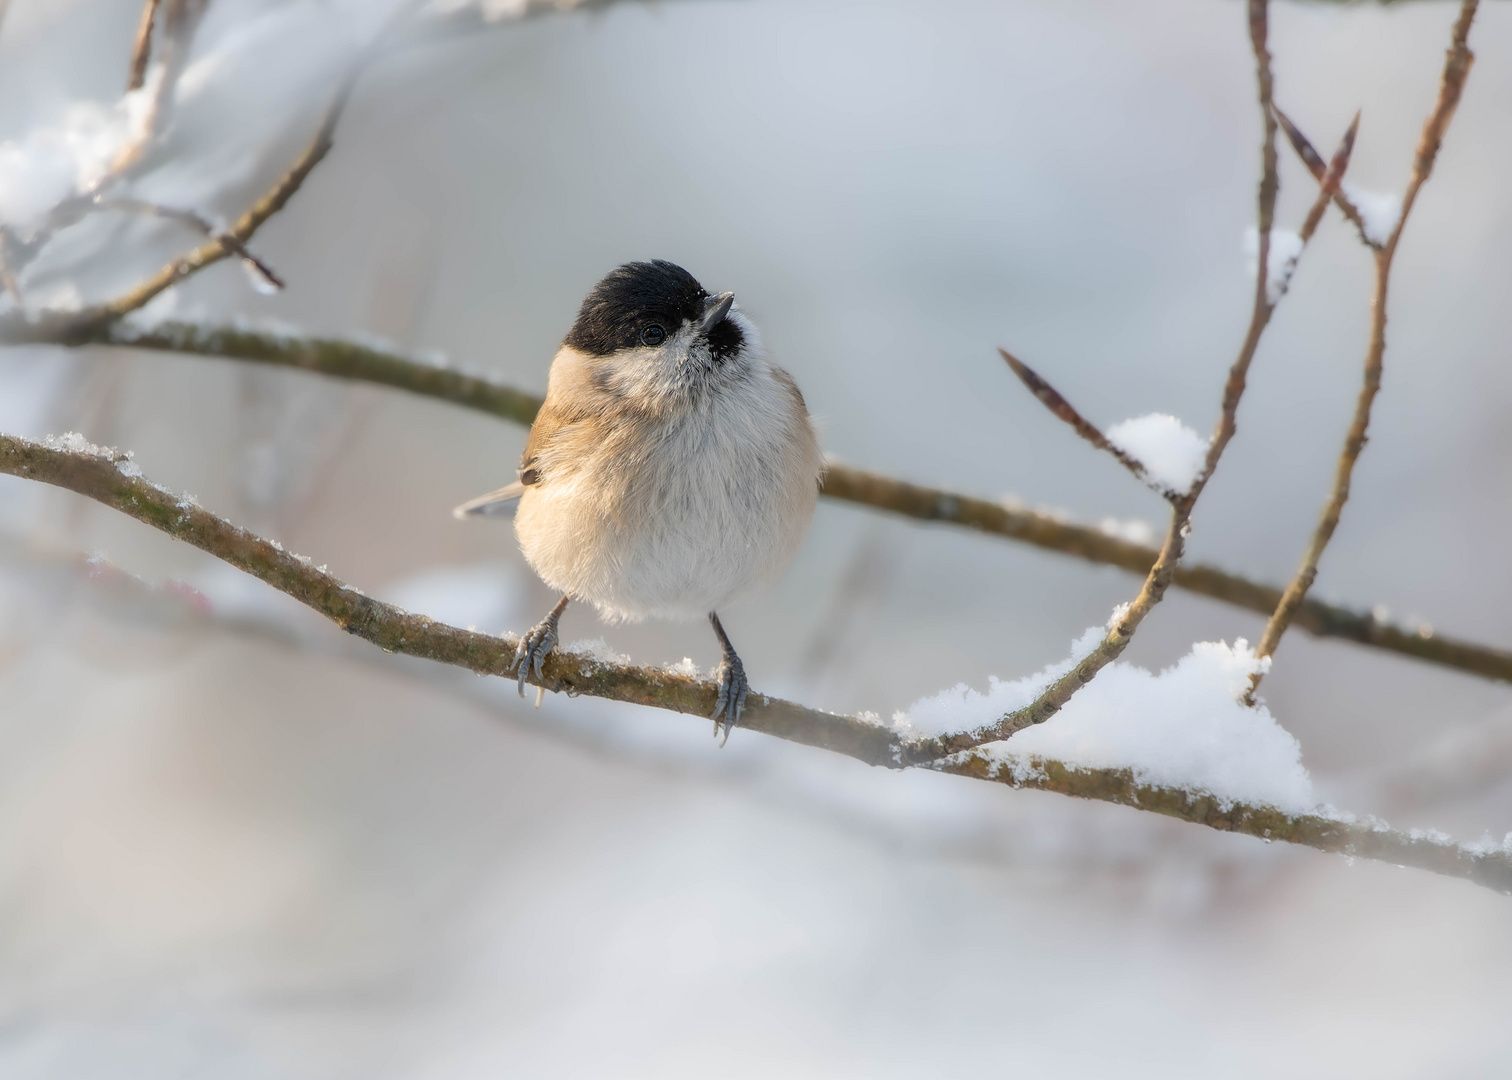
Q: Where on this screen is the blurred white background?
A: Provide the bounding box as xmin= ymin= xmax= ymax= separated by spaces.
xmin=1 ymin=0 xmax=1511 ymax=1075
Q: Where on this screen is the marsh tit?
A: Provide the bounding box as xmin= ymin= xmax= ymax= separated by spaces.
xmin=454 ymin=260 xmax=824 ymax=742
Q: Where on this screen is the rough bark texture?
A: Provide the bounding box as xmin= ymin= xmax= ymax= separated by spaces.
xmin=3 ymin=429 xmax=1509 ymax=896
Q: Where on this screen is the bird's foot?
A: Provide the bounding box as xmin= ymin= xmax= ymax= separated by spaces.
xmin=710 ymin=653 xmax=748 ymax=747
xmin=513 ymin=596 xmax=568 ymax=697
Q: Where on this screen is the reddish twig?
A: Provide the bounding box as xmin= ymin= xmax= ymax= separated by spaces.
xmin=1273 ymin=104 xmax=1377 ymax=250
xmin=999 ymin=347 xmax=1183 ymax=503
xmin=901 ymin=0 xmax=1283 ymax=763
xmin=1251 ymin=0 xmax=1480 ymax=697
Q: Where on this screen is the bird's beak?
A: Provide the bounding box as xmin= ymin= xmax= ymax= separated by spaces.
xmin=701 ymin=292 xmax=734 ymax=334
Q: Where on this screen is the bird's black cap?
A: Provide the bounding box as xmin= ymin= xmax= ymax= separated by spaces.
xmin=563 ymin=260 xmax=743 ymax=360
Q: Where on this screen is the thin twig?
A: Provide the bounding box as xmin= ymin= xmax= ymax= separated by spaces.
xmin=1251 ymin=0 xmax=1479 ymax=696
xmin=1273 ymin=104 xmax=1377 ymax=250
xmin=894 ymin=0 xmax=1283 ymax=763
xmin=68 ymin=319 xmax=1512 ymax=685
xmin=93 ymin=198 xmax=285 ymax=291
xmin=1 ymin=428 xmax=1508 ymax=895
xmin=998 ymin=347 xmax=1182 ymax=502
xmin=126 ymin=0 xmax=165 ymax=92
xmin=1269 ymin=110 xmax=1360 ymax=299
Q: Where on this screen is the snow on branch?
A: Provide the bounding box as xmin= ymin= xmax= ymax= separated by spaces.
xmin=1 ymin=427 xmax=1508 ymax=894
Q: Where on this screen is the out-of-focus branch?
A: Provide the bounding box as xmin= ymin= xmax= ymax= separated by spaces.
xmin=1251 ymin=0 xmax=1479 ymax=696
xmin=1 ymin=428 xmax=1508 ymax=895
xmin=127 ymin=0 xmax=166 ymax=92
xmin=93 ymin=198 xmax=285 ymax=292
xmin=0 ymin=0 xmax=209 ymax=294
xmin=64 ymin=319 xmax=1512 ymax=685
xmin=901 ymin=0 xmax=1283 ymax=763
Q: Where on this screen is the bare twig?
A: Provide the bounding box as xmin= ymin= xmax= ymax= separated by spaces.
xmin=1 ymin=428 xmax=1508 ymax=895
xmin=893 ymin=0 xmax=1283 ymax=763
xmin=93 ymin=198 xmax=285 ymax=292
xmin=1274 ymin=104 xmax=1377 ymax=250
xmin=69 ymin=319 xmax=1512 ymax=685
xmin=1251 ymin=0 xmax=1479 ymax=696
xmin=1269 ymin=110 xmax=1360 ymax=298
xmin=998 ymin=347 xmax=1182 ymax=502
xmin=105 ymin=0 xmax=207 ymax=180
xmin=126 ymin=0 xmax=166 ymax=92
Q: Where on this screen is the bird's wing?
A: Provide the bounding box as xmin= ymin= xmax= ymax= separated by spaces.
xmin=452 ymin=482 xmax=526 ymax=520
xmin=453 ymin=371 xmax=588 ymax=521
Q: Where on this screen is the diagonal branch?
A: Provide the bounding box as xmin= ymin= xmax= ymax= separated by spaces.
xmin=998 ymin=347 xmax=1183 ymax=503
xmin=126 ymin=0 xmax=167 ymax=93
xmin=1251 ymin=0 xmax=1479 ymax=697
xmin=896 ymin=0 xmax=1284 ymax=763
xmin=1 ymin=428 xmax=1508 ymax=895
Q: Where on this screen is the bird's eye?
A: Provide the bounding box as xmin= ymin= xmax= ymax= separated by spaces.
xmin=640 ymin=324 xmax=666 ymax=346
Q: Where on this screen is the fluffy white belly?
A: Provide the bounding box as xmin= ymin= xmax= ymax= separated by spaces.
xmin=514 ymin=389 xmax=819 ymax=622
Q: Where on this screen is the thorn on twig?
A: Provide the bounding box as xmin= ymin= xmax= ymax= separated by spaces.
xmin=1272 ymin=104 xmax=1325 ymax=180
xmin=1274 ymin=104 xmax=1376 ymax=251
xmin=998 ymin=347 xmax=1180 ymax=504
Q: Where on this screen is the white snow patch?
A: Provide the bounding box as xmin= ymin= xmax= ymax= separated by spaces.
xmin=0 ymin=70 xmax=159 ymax=231
xmin=1099 ymin=516 xmax=1157 ymax=547
xmin=895 ymin=625 xmax=1106 ymax=740
xmin=567 ymin=638 xmax=630 ymax=666
xmin=1341 ymin=183 xmax=1402 ymax=246
xmin=1105 ymin=413 xmax=1208 ymax=495
xmin=666 ymin=657 xmax=701 ymax=678
xmin=1244 ymin=226 xmax=1305 ymax=303
xmin=898 ymin=636 xmax=1314 ymax=813
xmin=423 ymin=0 xmax=588 ymax=21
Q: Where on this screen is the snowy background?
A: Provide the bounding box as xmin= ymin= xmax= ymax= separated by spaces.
xmin=2 ymin=0 xmax=1512 ymax=1075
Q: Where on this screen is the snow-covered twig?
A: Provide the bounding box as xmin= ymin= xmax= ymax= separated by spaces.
xmin=1252 ymin=0 xmax=1480 ymax=695
xmin=64 ymin=317 xmax=1512 ymax=686
xmin=2 ymin=427 xmax=1509 ymax=895
xmin=898 ymin=0 xmax=1284 ymax=763
xmin=997 ymin=347 xmax=1187 ymax=503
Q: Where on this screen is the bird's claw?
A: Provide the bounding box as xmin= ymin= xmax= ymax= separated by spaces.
xmin=711 ymin=655 xmax=748 ymax=747
xmin=513 ymin=618 xmax=559 ymax=697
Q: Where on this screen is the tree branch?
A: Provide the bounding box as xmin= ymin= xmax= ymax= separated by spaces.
xmin=1252 ymin=0 xmax=1479 ymax=694
xmin=1 ymin=428 xmax=1507 ymax=894
xmin=894 ymin=0 xmax=1283 ymax=763
xmin=126 ymin=0 xmax=166 ymax=92
xmin=58 ymin=318 xmax=1510 ymax=685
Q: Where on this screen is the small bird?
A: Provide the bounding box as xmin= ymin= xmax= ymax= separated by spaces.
xmin=454 ymin=260 xmax=824 ymax=741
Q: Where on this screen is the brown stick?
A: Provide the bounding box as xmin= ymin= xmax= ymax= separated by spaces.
xmin=2 ymin=429 xmax=1508 ymax=895
xmin=126 ymin=0 xmax=165 ymax=92
xmin=1252 ymin=0 xmax=1479 ymax=694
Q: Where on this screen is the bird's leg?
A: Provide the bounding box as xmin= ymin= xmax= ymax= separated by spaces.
xmin=709 ymin=612 xmax=749 ymax=746
xmin=513 ymin=594 xmax=569 ymax=697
